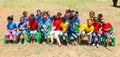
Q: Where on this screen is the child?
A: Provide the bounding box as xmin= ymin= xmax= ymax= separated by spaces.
xmin=6 ymin=15 xmax=17 ymax=43
xmin=40 ymin=14 xmax=50 ymax=44
xmin=60 ymin=17 xmax=69 ymax=45
xmin=67 ymin=16 xmax=79 ymax=45
xmin=23 ymin=11 xmax=29 ymax=23
xmin=98 ymin=14 xmax=103 ymax=23
xmin=46 ymin=11 xmax=53 ymax=24
xmin=29 ymin=14 xmax=39 ymax=44
xmin=81 ymin=19 xmax=94 ymax=45
xmin=74 ymin=11 xmax=81 ymax=33
xmin=101 ymin=19 xmax=112 ymax=50
xmin=50 ymin=14 xmax=62 ymax=47
xmin=36 ymin=9 xmax=42 ymax=23
xmin=92 ymin=17 xmax=101 ymax=47
xmin=17 ymin=17 xmax=28 ymax=44
xmin=87 ymin=11 xmax=95 ymax=21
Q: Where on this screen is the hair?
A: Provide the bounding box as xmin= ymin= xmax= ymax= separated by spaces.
xmin=69 ymin=15 xmax=74 ymax=21
xmin=98 ymin=14 xmax=103 ymax=17
xmin=23 ymin=11 xmax=27 ymax=15
xmin=52 ymin=15 xmax=57 ymax=21
xmin=20 ymin=16 xmax=25 ymax=20
xmin=87 ymin=19 xmax=92 ymax=21
xmin=62 ymin=17 xmax=66 ymax=21
xmin=37 ymin=9 xmax=41 ymax=13
xmin=75 ymin=11 xmax=79 ymax=14
xmin=57 ymin=12 xmax=62 ymax=16
xmin=89 ymin=11 xmax=95 ymax=14
xmin=93 ymin=17 xmax=98 ymax=21
xmin=7 ymin=15 xmax=14 ymax=21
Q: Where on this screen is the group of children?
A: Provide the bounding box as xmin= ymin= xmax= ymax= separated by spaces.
xmin=5 ymin=9 xmax=115 ymax=49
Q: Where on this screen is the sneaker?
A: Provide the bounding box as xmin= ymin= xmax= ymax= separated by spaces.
xmin=92 ymin=43 xmax=95 ymax=47
xmin=42 ymin=42 xmax=46 ymax=45
xmin=96 ymin=44 xmax=99 ymax=48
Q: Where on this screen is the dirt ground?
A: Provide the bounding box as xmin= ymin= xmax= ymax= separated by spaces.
xmin=0 ymin=0 xmax=120 ymax=57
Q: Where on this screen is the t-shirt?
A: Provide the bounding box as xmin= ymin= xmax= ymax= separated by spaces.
xmin=29 ymin=21 xmax=38 ymax=31
xmin=92 ymin=22 xmax=101 ymax=33
xmin=68 ymin=22 xmax=75 ymax=35
xmin=18 ymin=22 xmax=28 ymax=30
xmin=102 ymin=22 xmax=112 ymax=34
xmin=53 ymin=19 xmax=62 ymax=31
xmin=74 ymin=17 xmax=81 ymax=25
xmin=40 ymin=20 xmax=50 ymax=29
xmin=80 ymin=24 xmax=87 ymax=31
xmin=36 ymin=16 xmax=42 ymax=23
xmin=60 ymin=22 xmax=69 ymax=32
xmin=84 ymin=25 xmax=94 ymax=33
xmin=23 ymin=16 xmax=29 ymax=23
xmin=7 ymin=22 xmax=17 ymax=30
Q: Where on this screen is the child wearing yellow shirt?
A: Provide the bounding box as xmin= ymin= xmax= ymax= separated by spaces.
xmin=80 ymin=19 xmax=94 ymax=45
xmin=60 ymin=17 xmax=69 ymax=45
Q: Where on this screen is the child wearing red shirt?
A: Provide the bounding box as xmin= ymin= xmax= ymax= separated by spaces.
xmin=50 ymin=14 xmax=62 ymax=47
xmin=92 ymin=17 xmax=102 ymax=47
xmin=29 ymin=14 xmax=38 ymax=44
xmin=101 ymin=19 xmax=112 ymax=50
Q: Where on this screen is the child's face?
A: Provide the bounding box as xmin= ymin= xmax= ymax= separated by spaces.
xmin=94 ymin=18 xmax=98 ymax=23
xmin=7 ymin=19 xmax=12 ymax=23
xmin=98 ymin=15 xmax=102 ymax=18
xmin=43 ymin=15 xmax=48 ymax=21
xmin=20 ymin=18 xmax=24 ymax=23
xmin=87 ymin=20 xmax=92 ymax=26
xmin=24 ymin=12 xmax=28 ymax=16
xmin=71 ymin=18 xmax=74 ymax=23
xmin=75 ymin=14 xmax=79 ymax=18
xmin=89 ymin=13 xmax=95 ymax=18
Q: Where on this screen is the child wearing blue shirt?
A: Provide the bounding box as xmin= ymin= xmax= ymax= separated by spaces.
xmin=40 ymin=14 xmax=50 ymax=44
xmin=36 ymin=9 xmax=42 ymax=23
xmin=23 ymin=11 xmax=29 ymax=23
xmin=17 ymin=17 xmax=28 ymax=44
xmin=67 ymin=16 xmax=79 ymax=45
xmin=6 ymin=15 xmax=17 ymax=43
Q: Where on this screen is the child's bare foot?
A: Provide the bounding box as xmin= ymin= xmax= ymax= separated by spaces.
xmin=50 ymin=42 xmax=53 ymax=45
xmin=106 ymin=46 xmax=111 ymax=50
xmin=30 ymin=41 xmax=33 ymax=44
xmin=58 ymin=44 xmax=62 ymax=47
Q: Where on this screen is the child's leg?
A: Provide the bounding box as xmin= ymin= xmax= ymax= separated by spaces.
xmin=97 ymin=33 xmax=101 ymax=45
xmin=87 ymin=32 xmax=92 ymax=45
xmin=80 ymin=31 xmax=85 ymax=40
xmin=92 ymin=33 xmax=96 ymax=44
xmin=104 ymin=33 xmax=111 ymax=49
xmin=11 ymin=31 xmax=16 ymax=42
xmin=50 ymin=31 xmax=54 ymax=44
xmin=55 ymin=31 xmax=61 ymax=46
xmin=6 ymin=32 xmax=11 ymax=41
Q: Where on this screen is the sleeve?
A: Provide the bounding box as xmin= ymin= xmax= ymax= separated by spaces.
xmin=14 ymin=23 xmax=17 ymax=28
xmin=90 ymin=26 xmax=94 ymax=32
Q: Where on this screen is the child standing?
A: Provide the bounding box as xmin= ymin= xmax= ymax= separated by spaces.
xmin=17 ymin=17 xmax=28 ymax=44
xmin=6 ymin=15 xmax=17 ymax=43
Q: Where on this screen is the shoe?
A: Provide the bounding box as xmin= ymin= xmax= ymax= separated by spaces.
xmin=92 ymin=43 xmax=95 ymax=47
